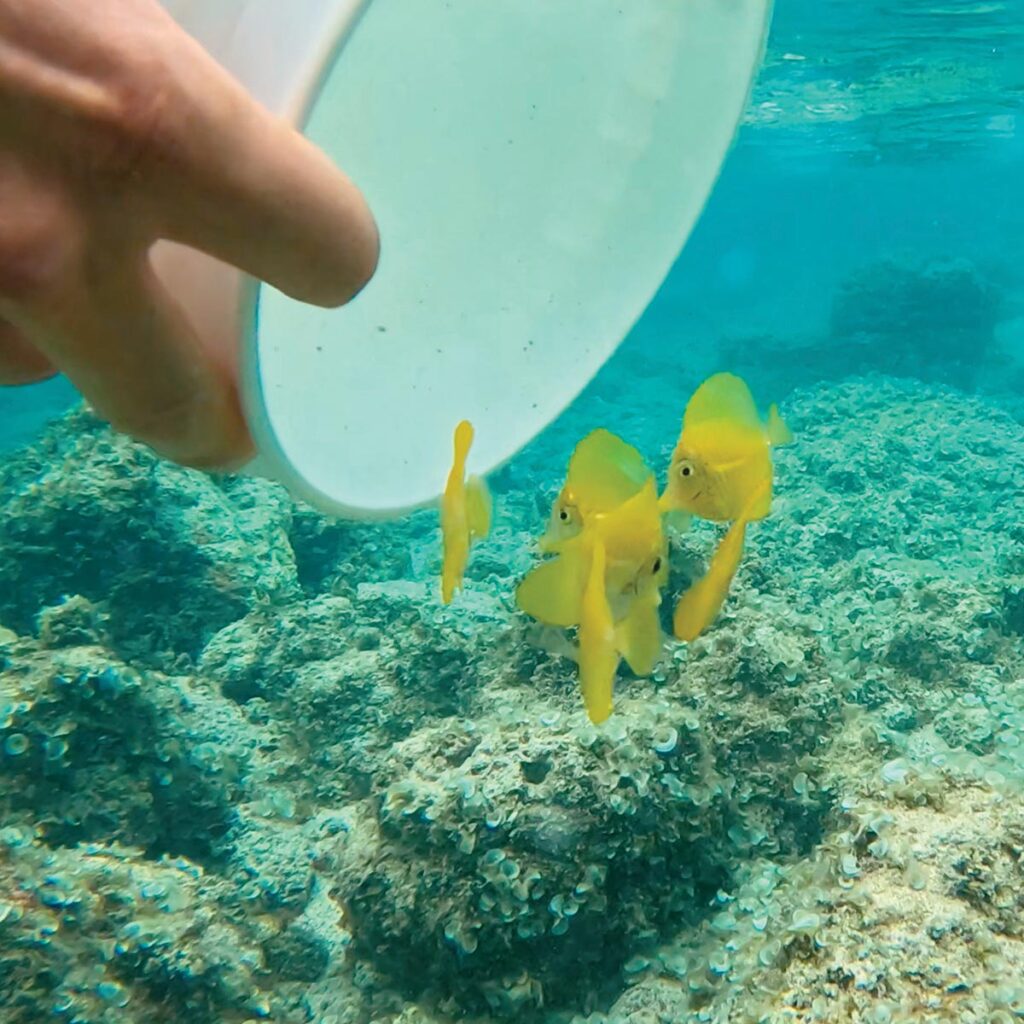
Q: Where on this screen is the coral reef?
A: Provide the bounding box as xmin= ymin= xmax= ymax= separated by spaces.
xmin=0 ymin=374 xmax=1022 ymax=1022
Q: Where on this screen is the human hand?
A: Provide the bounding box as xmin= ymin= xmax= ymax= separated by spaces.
xmin=0 ymin=0 xmax=378 ymax=468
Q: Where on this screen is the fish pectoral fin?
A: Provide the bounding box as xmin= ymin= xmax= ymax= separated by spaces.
xmin=766 ymin=403 xmax=794 ymax=447
xmin=465 ymin=474 xmax=492 ymax=539
xmin=616 ymin=598 xmax=663 ymax=677
xmin=515 ymin=554 xmax=585 ymax=627
xmin=673 ymin=518 xmax=748 ymax=642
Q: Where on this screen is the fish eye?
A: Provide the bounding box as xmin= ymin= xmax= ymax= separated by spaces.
xmin=678 ymin=460 xmax=694 ymax=478
xmin=652 ymin=557 xmax=662 ymax=574
xmin=558 ymin=509 xmax=570 ymax=522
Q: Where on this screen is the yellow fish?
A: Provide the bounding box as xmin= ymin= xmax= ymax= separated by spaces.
xmin=542 ymin=429 xmax=653 ymax=551
xmin=517 ymin=478 xmax=667 ymax=722
xmin=660 ymin=374 xmax=791 ymax=642
xmin=660 ymin=372 xmax=792 ymax=523
xmin=518 ymin=478 xmax=665 ymax=627
xmin=440 ymin=420 xmax=492 ymax=604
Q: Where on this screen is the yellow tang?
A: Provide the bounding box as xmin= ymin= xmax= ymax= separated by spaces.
xmin=517 ymin=478 xmax=668 ymax=722
xmin=660 ymin=372 xmax=792 ymax=523
xmin=543 ymin=429 xmax=653 ymax=551
xmin=440 ymin=420 xmax=492 ymax=604
xmin=518 ymin=478 xmax=665 ymax=628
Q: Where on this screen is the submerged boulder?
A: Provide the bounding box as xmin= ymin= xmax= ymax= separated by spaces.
xmin=0 ymin=410 xmax=298 ymax=667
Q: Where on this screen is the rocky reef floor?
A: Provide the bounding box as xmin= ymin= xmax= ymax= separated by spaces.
xmin=0 ymin=374 xmax=1022 ymax=1024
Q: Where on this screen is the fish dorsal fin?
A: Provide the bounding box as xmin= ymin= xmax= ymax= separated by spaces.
xmin=515 ymin=541 xmax=587 ymax=627
xmin=450 ymin=420 xmax=474 ymax=476
xmin=766 ymin=403 xmax=794 ymax=447
xmin=465 ymin=475 xmax=492 ymax=539
xmin=683 ymin=373 xmax=761 ymax=432
xmin=567 ymin=429 xmax=652 ymax=512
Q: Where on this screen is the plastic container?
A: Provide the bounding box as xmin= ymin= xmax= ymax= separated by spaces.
xmin=157 ymin=0 xmax=771 ymax=518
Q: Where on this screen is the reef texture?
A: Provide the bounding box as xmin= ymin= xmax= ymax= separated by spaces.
xmin=0 ymin=373 xmax=1022 ymax=1024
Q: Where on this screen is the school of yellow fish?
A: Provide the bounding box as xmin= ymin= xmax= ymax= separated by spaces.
xmin=439 ymin=373 xmax=793 ymax=724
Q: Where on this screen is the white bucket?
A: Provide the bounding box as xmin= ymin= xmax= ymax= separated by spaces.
xmin=157 ymin=0 xmax=771 ymax=518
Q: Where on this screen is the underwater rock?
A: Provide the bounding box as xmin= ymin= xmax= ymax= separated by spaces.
xmin=720 ymin=258 xmax=1007 ymax=397
xmin=0 ymin=839 xmax=268 ymax=1024
xmin=596 ymin=771 xmax=1024 ymax=1024
xmin=0 ymin=411 xmax=299 ymax=668
xmin=287 ymin=502 xmax=420 ymax=596
xmin=199 ymin=594 xmax=358 ymax=703
xmin=1002 ymin=585 xmax=1024 ymax=636
xmin=830 ymin=258 xmax=1001 ymax=378
xmin=263 ymin=920 xmax=331 ymax=982
xmin=36 ymin=595 xmax=107 ymax=649
xmin=321 ymin=633 xmax=839 ymax=1019
xmin=0 ymin=638 xmax=242 ymax=860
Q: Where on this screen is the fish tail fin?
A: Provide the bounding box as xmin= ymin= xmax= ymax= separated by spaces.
xmin=465 ymin=475 xmax=492 ymax=539
xmin=579 ymin=540 xmax=616 ymax=724
xmin=766 ymin=404 xmax=794 ymax=447
xmin=673 ymin=518 xmax=748 ymax=642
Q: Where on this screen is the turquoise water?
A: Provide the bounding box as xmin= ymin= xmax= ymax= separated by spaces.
xmin=1 ymin=2 xmax=1023 ymax=1022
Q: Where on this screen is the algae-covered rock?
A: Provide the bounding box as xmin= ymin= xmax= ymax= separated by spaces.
xmin=0 ymin=411 xmax=299 ymax=667
xmin=0 ymin=639 xmax=242 ymax=860
xmin=320 ymin=605 xmax=838 ymax=1017
xmin=593 ymin=766 xmax=1024 ymax=1024
xmin=0 ymin=839 xmax=266 ymax=1024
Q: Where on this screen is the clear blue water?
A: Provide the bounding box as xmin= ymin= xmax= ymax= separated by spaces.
xmin=1 ymin=2 xmax=1023 ymax=1022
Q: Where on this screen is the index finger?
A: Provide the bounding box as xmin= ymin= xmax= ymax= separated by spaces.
xmin=139 ymin=20 xmax=379 ymax=307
